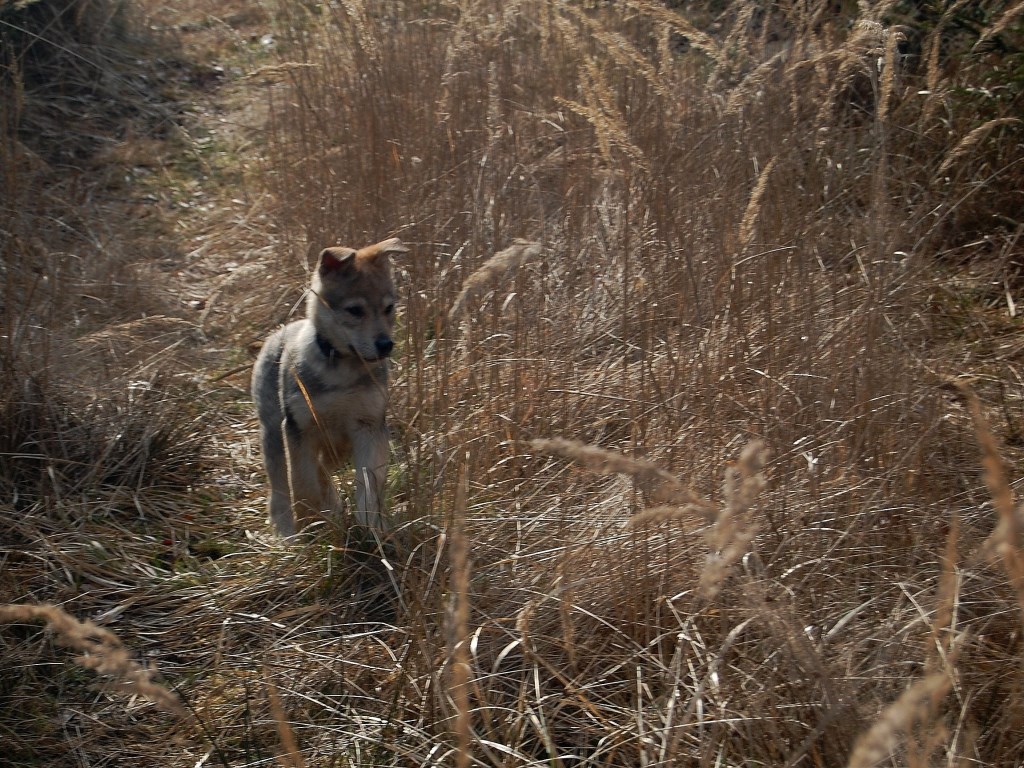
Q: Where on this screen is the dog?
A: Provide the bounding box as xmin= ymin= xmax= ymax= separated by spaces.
xmin=252 ymin=237 xmax=407 ymax=536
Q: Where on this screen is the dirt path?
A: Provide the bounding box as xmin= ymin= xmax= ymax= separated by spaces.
xmin=141 ymin=2 xmax=276 ymax=338
xmin=131 ymin=1 xmax=284 ymax=534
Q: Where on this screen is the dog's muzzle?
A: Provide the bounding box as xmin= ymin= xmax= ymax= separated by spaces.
xmin=375 ymin=335 xmax=394 ymax=358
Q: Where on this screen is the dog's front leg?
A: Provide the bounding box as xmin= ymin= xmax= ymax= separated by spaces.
xmin=284 ymin=424 xmax=326 ymax=532
xmin=351 ymin=426 xmax=390 ymax=530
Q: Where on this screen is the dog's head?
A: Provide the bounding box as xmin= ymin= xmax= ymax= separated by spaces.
xmin=309 ymin=237 xmax=408 ymax=362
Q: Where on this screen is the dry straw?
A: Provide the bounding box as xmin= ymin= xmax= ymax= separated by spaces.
xmin=557 ymin=58 xmax=647 ymax=168
xmin=925 ymin=514 xmax=961 ymax=676
xmin=561 ymin=3 xmax=669 ymax=97
xmin=448 ymin=462 xmax=472 ymax=768
xmin=529 ymin=438 xmax=769 ymax=600
xmin=876 ymin=24 xmax=903 ymax=125
xmin=699 ymin=440 xmax=768 ymax=599
xmin=266 ymin=671 xmax=307 ymax=768
xmin=846 ymin=672 xmax=952 ymax=768
xmin=958 ymin=381 xmax=1024 ymax=628
xmin=739 ymin=156 xmax=778 ymax=246
xmin=622 ymin=0 xmax=722 ymax=63
xmin=448 ymin=240 xmax=542 ymax=323
xmin=626 ymin=503 xmax=714 ymax=529
xmin=9 ymin=0 xmax=1024 ymax=764
xmin=724 ymin=52 xmax=786 ymax=116
xmin=529 ymin=437 xmax=710 ymax=508
xmin=936 ymin=118 xmax=1022 ymax=178
xmin=810 ymin=19 xmax=898 ymax=131
xmin=0 ymin=603 xmax=188 ymax=718
xmin=975 ymin=1 xmax=1024 ymax=50
xmin=338 ymin=0 xmax=380 ymax=61
xmin=923 ymin=0 xmax=972 ymax=90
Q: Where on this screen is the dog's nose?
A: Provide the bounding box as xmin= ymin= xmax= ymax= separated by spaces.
xmin=375 ymin=336 xmax=394 ymax=358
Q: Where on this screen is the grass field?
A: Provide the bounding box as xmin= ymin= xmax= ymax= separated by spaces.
xmin=2 ymin=0 xmax=1024 ymax=765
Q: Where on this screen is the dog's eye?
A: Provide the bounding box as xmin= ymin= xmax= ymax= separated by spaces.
xmin=346 ymin=306 xmax=366 ymax=318
xmin=384 ymin=304 xmax=395 ymax=315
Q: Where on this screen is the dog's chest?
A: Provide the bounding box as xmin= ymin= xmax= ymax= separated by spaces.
xmin=283 ymin=355 xmax=388 ymax=434
xmin=309 ymin=382 xmax=386 ymax=427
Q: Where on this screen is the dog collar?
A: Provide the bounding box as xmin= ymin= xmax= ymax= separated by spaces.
xmin=315 ymin=332 xmax=341 ymax=362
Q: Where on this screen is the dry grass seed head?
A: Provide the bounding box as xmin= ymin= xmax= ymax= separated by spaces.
xmin=622 ymin=0 xmax=722 ymax=64
xmin=448 ymin=464 xmax=473 ymax=768
xmin=529 ymin=437 xmax=710 ymax=508
xmin=936 ymin=118 xmax=1022 ymax=178
xmin=806 ymin=18 xmax=903 ymax=130
xmin=725 ymin=52 xmax=786 ymax=117
xmin=448 ymin=240 xmax=542 ymax=324
xmin=958 ymin=382 xmax=1024 ymax=628
xmin=556 ymin=60 xmax=647 ymax=169
xmin=976 ymin=1 xmax=1024 ymax=50
xmin=0 ymin=603 xmax=188 ymax=719
xmin=700 ymin=441 xmax=768 ymax=599
xmin=926 ymin=514 xmax=962 ymax=677
xmin=876 ymin=24 xmax=903 ymax=124
xmin=739 ymin=156 xmax=778 ymax=246
xmin=626 ymin=503 xmax=714 ymax=529
xmin=265 ymin=671 xmax=307 ymax=768
xmin=846 ymin=672 xmax=952 ymax=768
xmin=338 ymin=0 xmax=379 ymax=61
xmin=561 ymin=3 xmax=669 ymax=98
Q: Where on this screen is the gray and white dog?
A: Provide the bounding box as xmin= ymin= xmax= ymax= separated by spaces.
xmin=252 ymin=238 xmax=407 ymax=536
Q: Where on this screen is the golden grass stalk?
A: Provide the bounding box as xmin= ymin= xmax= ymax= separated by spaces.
xmin=809 ymin=19 xmax=899 ymax=131
xmin=924 ymin=29 xmax=942 ymax=95
xmin=925 ymin=514 xmax=960 ymax=676
xmin=811 ymin=51 xmax=867 ymax=131
xmin=919 ymin=0 xmax=975 ymax=122
xmin=448 ymin=240 xmax=542 ymax=323
xmin=739 ymin=157 xmax=778 ymax=246
xmin=554 ymin=561 xmax=577 ymax=671
xmin=975 ymin=1 xmax=1024 ymax=50
xmin=725 ymin=52 xmax=785 ymax=116
xmin=720 ymin=2 xmax=756 ymax=58
xmin=338 ymin=0 xmax=379 ymax=61
xmin=266 ymin=671 xmax=307 ymax=768
xmin=560 ymin=4 xmax=668 ymax=97
xmin=529 ymin=437 xmax=710 ymax=508
xmin=242 ymin=62 xmax=319 ymax=84
xmin=626 ymin=503 xmax=714 ymax=529
xmin=876 ymin=25 xmax=903 ymax=125
xmin=862 ymin=0 xmax=902 ymax=25
xmin=0 ymin=603 xmax=188 ymax=718
xmin=922 ymin=0 xmax=972 ymax=91
xmin=449 ymin=462 xmax=472 ymax=768
xmin=557 ymin=59 xmax=647 ymax=169
xmin=845 ymin=672 xmax=952 ymax=768
xmin=957 ymin=382 xmax=1024 ymax=629
xmin=700 ymin=441 xmax=768 ymax=599
xmin=621 ymin=0 xmax=722 ymax=63
xmin=936 ymin=118 xmax=1022 ymax=178
xmin=556 ymin=94 xmax=617 ymax=166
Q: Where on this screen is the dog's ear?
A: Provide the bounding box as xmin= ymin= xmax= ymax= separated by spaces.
xmin=318 ymin=247 xmax=357 ymax=276
xmin=358 ymin=237 xmax=409 ymax=263
xmin=378 ymin=237 xmax=409 ymax=257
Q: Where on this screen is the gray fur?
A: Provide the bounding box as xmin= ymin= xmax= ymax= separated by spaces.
xmin=252 ymin=238 xmax=408 ymax=535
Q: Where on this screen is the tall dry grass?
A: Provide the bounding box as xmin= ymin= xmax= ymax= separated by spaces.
xmin=2 ymin=0 xmax=1022 ymax=766
xmin=1 ymin=0 xmax=207 ymax=515
xmin=243 ymin=0 xmax=1024 ymax=765
xmin=1 ymin=2 xmax=213 ymax=763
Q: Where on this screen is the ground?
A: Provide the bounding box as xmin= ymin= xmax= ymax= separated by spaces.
xmin=3 ymin=1 xmax=1024 ymax=766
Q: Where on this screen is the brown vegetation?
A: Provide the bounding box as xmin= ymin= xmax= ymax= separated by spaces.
xmin=2 ymin=0 xmax=1023 ymax=766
